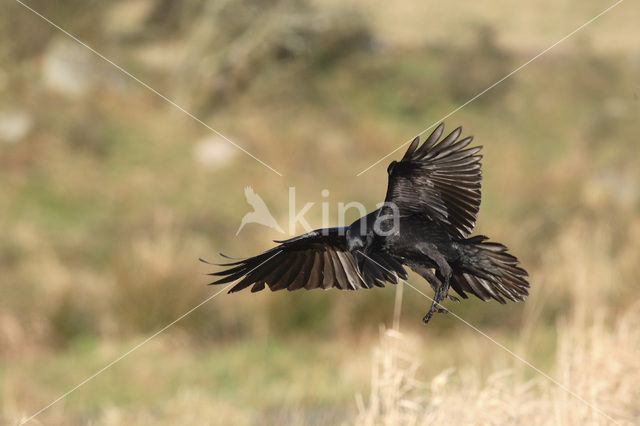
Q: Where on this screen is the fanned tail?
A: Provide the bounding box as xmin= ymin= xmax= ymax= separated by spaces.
xmin=451 ymin=236 xmax=529 ymax=303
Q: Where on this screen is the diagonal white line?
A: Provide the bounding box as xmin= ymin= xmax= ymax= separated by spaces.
xmin=17 ymin=284 xmax=233 ymax=425
xmin=356 ymin=0 xmax=626 ymax=176
xmin=402 ymin=281 xmax=621 ymax=426
xmin=356 ymin=250 xmax=621 ymax=425
xmin=18 ymin=250 xmax=283 ymax=425
xmin=14 ymin=0 xmax=283 ymax=177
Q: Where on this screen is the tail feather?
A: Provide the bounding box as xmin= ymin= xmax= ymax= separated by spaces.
xmin=452 ymin=236 xmax=529 ymax=303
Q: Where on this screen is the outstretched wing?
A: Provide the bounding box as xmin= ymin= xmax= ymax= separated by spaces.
xmin=204 ymin=227 xmax=406 ymax=293
xmin=384 ymin=123 xmax=482 ymax=238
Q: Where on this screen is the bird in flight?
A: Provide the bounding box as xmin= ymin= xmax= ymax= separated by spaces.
xmin=203 ymin=123 xmax=529 ymax=324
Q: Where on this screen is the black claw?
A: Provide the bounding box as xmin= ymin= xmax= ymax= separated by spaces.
xmin=448 ymin=294 xmax=460 ymax=303
xmin=422 ymin=305 xmax=448 ymax=324
xmin=422 ymin=301 xmax=439 ymax=324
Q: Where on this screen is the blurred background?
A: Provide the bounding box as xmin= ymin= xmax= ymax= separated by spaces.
xmin=1 ymin=0 xmax=639 ymax=424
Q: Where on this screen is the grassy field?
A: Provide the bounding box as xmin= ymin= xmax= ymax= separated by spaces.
xmin=1 ymin=0 xmax=639 ymax=424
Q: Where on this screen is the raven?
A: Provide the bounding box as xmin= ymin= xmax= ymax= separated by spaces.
xmin=204 ymin=123 xmax=529 ymax=324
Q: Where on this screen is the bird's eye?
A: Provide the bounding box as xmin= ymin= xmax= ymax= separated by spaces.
xmin=387 ymin=161 xmax=397 ymax=174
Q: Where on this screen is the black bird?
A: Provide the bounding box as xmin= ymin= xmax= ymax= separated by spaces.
xmin=203 ymin=123 xmax=529 ymax=324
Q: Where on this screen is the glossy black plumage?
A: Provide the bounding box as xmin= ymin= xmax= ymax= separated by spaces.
xmin=205 ymin=227 xmax=407 ymax=293
xmin=204 ymin=123 xmax=529 ymax=324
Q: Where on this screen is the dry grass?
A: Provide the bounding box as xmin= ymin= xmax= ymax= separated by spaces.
xmin=356 ymin=218 xmax=640 ymax=425
xmin=356 ymin=304 xmax=640 ymax=425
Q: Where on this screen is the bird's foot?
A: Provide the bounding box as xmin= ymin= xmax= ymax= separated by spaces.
xmin=422 ymin=304 xmax=449 ymax=324
xmin=422 ymin=296 xmax=437 ymax=324
xmin=422 ymin=280 xmax=451 ymax=324
xmin=448 ymin=294 xmax=460 ymax=303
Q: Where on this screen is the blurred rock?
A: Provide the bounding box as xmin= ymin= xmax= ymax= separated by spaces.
xmin=193 ymin=135 xmax=237 ymax=168
xmin=41 ymin=39 xmax=126 ymax=97
xmin=42 ymin=39 xmax=94 ymax=97
xmin=0 ymin=109 xmax=32 ymax=144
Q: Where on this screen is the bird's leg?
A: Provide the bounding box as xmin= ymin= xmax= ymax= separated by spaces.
xmin=417 ymin=246 xmax=453 ymax=324
xmin=422 ymin=273 xmax=451 ymax=323
xmin=423 ymin=287 xmax=446 ymax=323
xmin=410 ymin=265 xmax=449 ymax=324
xmin=413 ymin=267 xmax=441 ymax=324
